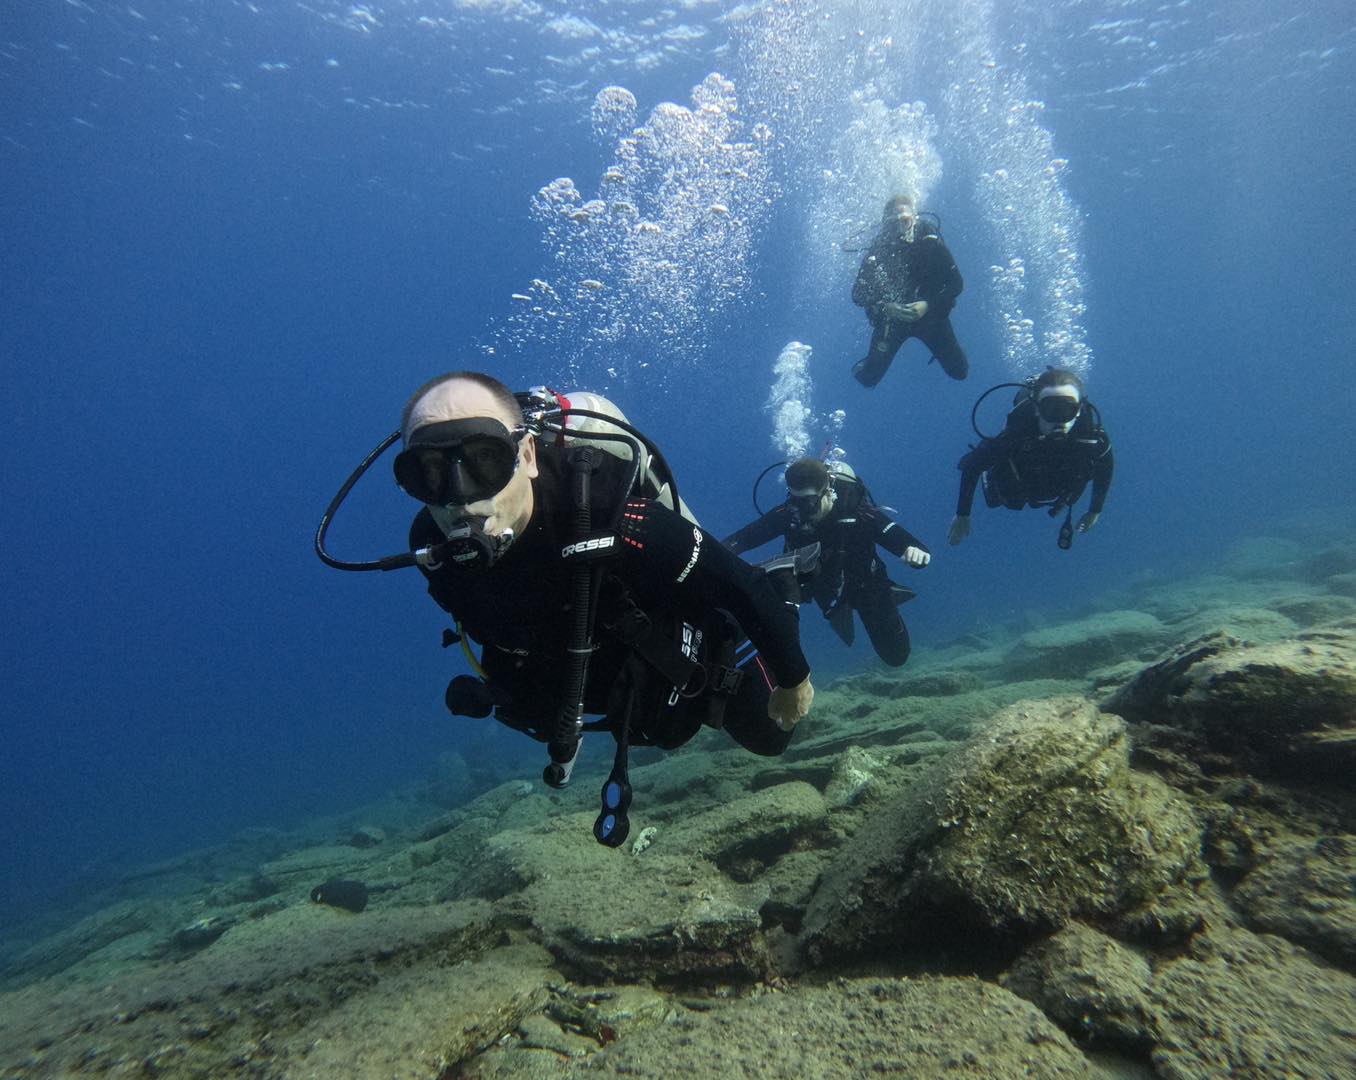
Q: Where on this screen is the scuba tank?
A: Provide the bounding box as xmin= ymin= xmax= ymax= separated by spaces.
xmin=522 ymin=388 xmax=697 ymax=525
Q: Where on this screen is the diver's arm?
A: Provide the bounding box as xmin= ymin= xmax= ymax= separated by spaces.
xmin=955 ymin=440 xmax=1001 ymax=516
xmin=723 ymin=507 xmax=788 ymax=556
xmin=922 ymin=237 xmax=964 ymax=314
xmin=621 ymin=500 xmax=810 ymax=688
xmin=852 ymin=236 xmax=891 ymax=309
xmin=851 ymin=253 xmax=876 ymax=308
xmin=865 ymin=507 xmax=928 ymax=559
xmin=1088 ymin=437 xmax=1114 ymax=514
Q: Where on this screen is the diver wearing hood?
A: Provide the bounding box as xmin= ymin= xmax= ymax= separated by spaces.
xmin=400 ymin=372 xmax=814 ymax=784
xmin=948 ymin=367 xmax=1114 ymax=550
xmin=724 ymin=457 xmax=930 ymax=668
xmin=850 ymin=194 xmax=968 ymax=389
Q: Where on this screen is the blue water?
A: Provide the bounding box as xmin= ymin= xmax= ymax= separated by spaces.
xmin=3 ymin=1 xmax=1353 ymax=929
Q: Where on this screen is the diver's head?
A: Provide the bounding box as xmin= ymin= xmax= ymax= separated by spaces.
xmin=785 ymin=457 xmax=835 ymax=524
xmin=394 ymin=372 xmax=539 ymax=557
xmin=1032 ymin=367 xmax=1085 ymax=435
xmin=883 ymin=194 xmax=917 ymax=237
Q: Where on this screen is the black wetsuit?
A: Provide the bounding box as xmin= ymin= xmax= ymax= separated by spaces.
xmin=956 ymin=400 xmax=1114 ymax=517
xmin=411 ymin=446 xmax=809 ymax=756
xmin=852 ymin=219 xmax=967 ymax=386
xmin=724 ymin=484 xmax=927 ymax=668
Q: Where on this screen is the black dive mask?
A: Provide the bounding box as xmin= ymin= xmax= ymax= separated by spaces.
xmin=789 ymin=489 xmax=829 ymax=523
xmin=393 ymin=417 xmax=527 ymax=507
xmin=1036 ymin=392 xmax=1081 ymax=426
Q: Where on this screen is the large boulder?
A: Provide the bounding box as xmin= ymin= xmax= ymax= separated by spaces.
xmin=522 ymin=850 xmax=772 ymax=985
xmin=801 ymin=698 xmax=1203 ymax=963
xmin=797 ymin=700 xmax=1204 ymax=960
xmin=1231 ymin=833 xmax=1356 ymax=967
xmin=1105 ymin=629 xmax=1356 ymax=783
xmin=658 ymin=781 xmax=827 ymax=876
xmin=1002 ymin=611 xmax=1169 ymax=679
xmin=1003 ymin=923 xmax=1157 ymax=1053
xmin=0 ymin=901 xmax=505 ymax=1077
xmin=1149 ymin=927 xmax=1356 ymax=1080
xmin=576 ymin=975 xmax=1101 ymax=1078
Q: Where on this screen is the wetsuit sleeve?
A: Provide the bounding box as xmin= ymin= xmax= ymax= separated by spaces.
xmin=863 ymin=507 xmax=928 ymax=557
xmin=956 ymin=438 xmax=1003 ymax=516
xmin=620 ymin=499 xmax=809 ymax=688
xmin=723 ymin=508 xmax=788 ymax=555
xmin=922 ymin=236 xmax=964 ymax=315
xmin=852 ymin=239 xmax=889 ymax=310
xmin=1088 ymin=434 xmax=1114 ymax=514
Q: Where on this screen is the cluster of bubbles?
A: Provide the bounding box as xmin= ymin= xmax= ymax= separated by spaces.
xmin=940 ymin=2 xmax=1092 ymax=376
xmin=764 ymin=341 xmax=848 ymax=467
xmin=803 ymin=95 xmax=943 ymax=301
xmin=730 ymin=0 xmax=1093 ymax=378
xmin=767 ymin=341 xmax=815 ymax=462
xmin=971 ymin=131 xmax=1090 ymax=376
xmin=496 ymin=74 xmax=775 ymax=384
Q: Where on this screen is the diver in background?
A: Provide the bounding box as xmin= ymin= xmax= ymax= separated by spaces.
xmin=725 ymin=457 xmax=930 ymax=668
xmin=851 ymin=194 xmax=968 ymax=389
xmin=948 ymin=366 xmax=1113 ymax=550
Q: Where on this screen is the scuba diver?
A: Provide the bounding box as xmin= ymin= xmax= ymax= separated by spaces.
xmin=948 ymin=366 xmax=1114 ymax=550
xmin=316 ymin=371 xmax=813 ymax=848
xmin=724 ymin=457 xmax=930 ymax=668
xmin=851 ymin=194 xmax=968 ymax=389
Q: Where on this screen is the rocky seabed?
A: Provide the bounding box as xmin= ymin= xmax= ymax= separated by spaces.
xmin=4 ymin=534 xmax=1356 ymax=1078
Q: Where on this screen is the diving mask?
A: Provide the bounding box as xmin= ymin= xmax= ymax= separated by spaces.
xmin=1036 ymin=386 xmax=1082 ymax=430
xmin=393 ymin=417 xmax=528 ymax=507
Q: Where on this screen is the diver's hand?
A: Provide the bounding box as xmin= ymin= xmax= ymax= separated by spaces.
xmin=1077 ymin=511 xmax=1100 ymax=533
xmin=879 ymin=301 xmax=911 ymax=322
xmin=768 ymin=676 xmax=814 ymax=732
xmin=903 ymin=546 xmax=931 ymax=568
xmin=948 ymin=515 xmax=971 ymax=546
xmin=899 ymin=300 xmax=928 ymax=321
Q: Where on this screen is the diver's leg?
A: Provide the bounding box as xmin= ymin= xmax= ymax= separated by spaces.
xmin=857 ymin=583 xmax=911 ymax=667
xmin=916 ymin=317 xmax=969 ymax=380
xmin=853 ymin=319 xmax=909 ymax=388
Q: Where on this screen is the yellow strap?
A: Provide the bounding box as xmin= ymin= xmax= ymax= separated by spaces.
xmin=458 ymin=623 xmax=488 ymax=680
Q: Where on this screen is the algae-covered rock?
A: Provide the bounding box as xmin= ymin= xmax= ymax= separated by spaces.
xmin=1231 ymin=833 xmax=1356 ymax=966
xmin=267 ymin=942 xmax=554 ymax=1077
xmin=801 ymin=698 xmax=1202 ymax=963
xmin=522 ymin=849 xmax=771 ymax=985
xmin=659 ymin=780 xmax=827 ymax=874
xmin=824 ymin=745 xmax=890 ymax=808
xmin=1149 ymin=927 xmax=1356 ymax=1080
xmin=576 ymin=975 xmax=1100 ymax=1078
xmin=1222 ymin=536 xmax=1306 ymax=580
xmin=0 ymin=900 xmax=498 ymax=1077
xmin=0 ymin=899 xmax=174 ymax=989
xmin=1330 ymin=571 xmax=1356 ymax=599
xmin=1003 ymin=923 xmax=1157 ymax=1053
xmin=1003 ymin=610 xmax=1169 ymax=679
xmin=1105 ymin=629 xmax=1356 ymax=782
xmin=1270 ymin=591 xmax=1356 ymax=628
xmin=1302 ymin=545 xmax=1356 ymax=584
xmin=1169 ymin=605 xmax=1299 ymax=646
